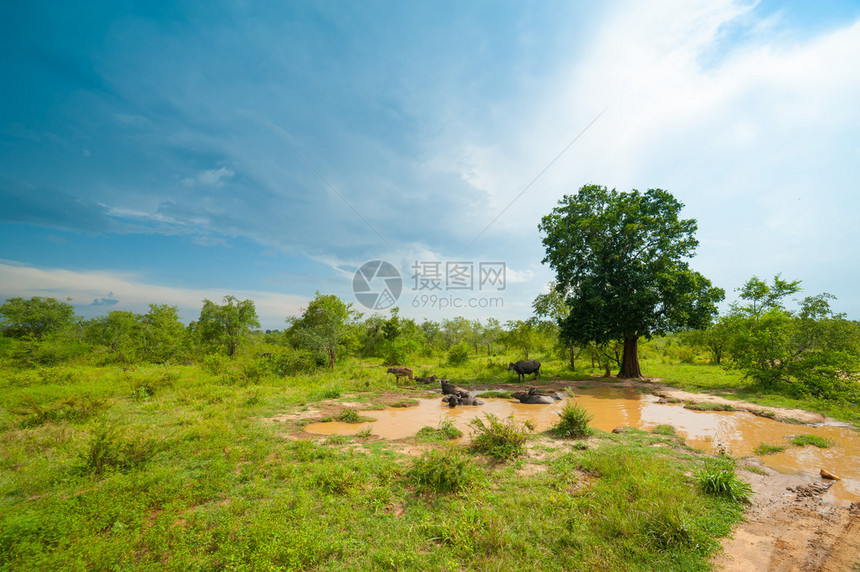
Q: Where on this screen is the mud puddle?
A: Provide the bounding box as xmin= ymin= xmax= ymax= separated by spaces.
xmin=306 ymin=386 xmax=860 ymax=504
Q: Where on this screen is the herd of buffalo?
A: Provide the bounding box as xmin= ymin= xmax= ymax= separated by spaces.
xmin=386 ymin=360 xmax=561 ymax=408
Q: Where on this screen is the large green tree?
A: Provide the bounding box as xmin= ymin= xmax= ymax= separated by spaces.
xmin=539 ymin=185 xmax=724 ymax=378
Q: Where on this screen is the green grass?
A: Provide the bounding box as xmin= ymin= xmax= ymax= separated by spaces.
xmin=697 ymin=459 xmax=753 ymax=504
xmin=753 ymin=443 xmax=787 ymax=455
xmin=789 ymin=434 xmax=833 ymax=448
xmin=406 ymin=446 xmax=484 ymax=494
xmin=0 ymin=356 xmax=762 ymax=570
xmin=683 ymin=401 xmax=735 ymax=412
xmin=416 ymin=418 xmax=463 ymax=442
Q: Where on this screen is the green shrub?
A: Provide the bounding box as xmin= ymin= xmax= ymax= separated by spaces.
xmin=447 ymin=343 xmax=471 ymax=366
xmin=78 ymin=425 xmax=154 ymax=475
xmin=652 ymin=424 xmax=675 ymax=436
xmin=10 ymin=396 xmax=106 ymax=427
xmin=552 ymin=403 xmax=593 ymax=438
xmin=406 ymin=447 xmax=482 ymax=494
xmin=259 ymin=349 xmax=322 ymax=376
xmin=469 ymin=414 xmax=532 ymax=461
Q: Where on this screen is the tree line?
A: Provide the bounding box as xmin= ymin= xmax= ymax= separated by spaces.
xmin=0 ymin=293 xmax=561 ymax=369
xmin=2 ymin=184 xmax=858 ymax=405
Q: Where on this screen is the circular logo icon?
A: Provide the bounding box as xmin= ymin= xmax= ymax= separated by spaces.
xmin=353 ymin=260 xmax=402 ymax=310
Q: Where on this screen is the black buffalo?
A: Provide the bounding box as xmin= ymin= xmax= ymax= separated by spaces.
xmin=440 ymin=378 xmax=470 ymax=398
xmin=511 ymin=387 xmax=561 ymax=404
xmin=507 ymin=360 xmax=541 ymax=382
xmin=443 ymin=394 xmax=484 ymax=407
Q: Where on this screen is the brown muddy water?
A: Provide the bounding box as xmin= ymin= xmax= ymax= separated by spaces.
xmin=305 ymin=386 xmax=860 ymax=504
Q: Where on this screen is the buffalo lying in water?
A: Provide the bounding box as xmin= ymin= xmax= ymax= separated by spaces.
xmin=512 ymin=387 xmax=561 ymax=404
xmin=442 ymin=394 xmax=484 ymax=407
xmin=440 ymin=378 xmax=470 ymax=398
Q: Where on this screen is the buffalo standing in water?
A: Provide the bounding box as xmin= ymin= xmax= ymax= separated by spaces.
xmin=507 ymin=360 xmax=541 ymax=382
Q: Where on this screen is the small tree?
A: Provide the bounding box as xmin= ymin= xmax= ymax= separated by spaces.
xmin=533 ymin=281 xmax=580 ymax=369
xmin=194 ymin=296 xmax=260 ymax=358
xmin=288 ymin=292 xmax=358 ymax=368
xmin=725 ymin=275 xmax=860 ymax=395
xmin=140 ymin=304 xmax=187 ymax=362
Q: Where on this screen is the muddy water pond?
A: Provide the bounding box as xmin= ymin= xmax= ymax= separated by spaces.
xmin=306 ymin=386 xmax=860 ymax=504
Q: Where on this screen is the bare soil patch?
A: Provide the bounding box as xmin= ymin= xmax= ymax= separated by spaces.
xmin=712 ymin=460 xmax=860 ymax=571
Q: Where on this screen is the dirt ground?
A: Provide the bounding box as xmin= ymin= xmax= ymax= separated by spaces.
xmin=270 ymin=378 xmax=860 ymax=571
xmin=581 ymin=377 xmax=860 ymax=571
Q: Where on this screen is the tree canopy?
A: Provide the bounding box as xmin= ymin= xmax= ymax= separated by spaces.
xmin=194 ymin=296 xmax=260 ymax=357
xmin=0 ymin=296 xmax=77 ymax=340
xmin=287 ymin=292 xmax=359 ymax=368
xmin=539 ymin=185 xmax=724 ymax=377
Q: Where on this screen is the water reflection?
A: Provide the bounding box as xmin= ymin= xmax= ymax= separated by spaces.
xmin=304 ymin=386 xmax=860 ymax=503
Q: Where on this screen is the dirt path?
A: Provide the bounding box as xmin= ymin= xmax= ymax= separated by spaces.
xmin=711 ymin=461 xmax=860 ymax=571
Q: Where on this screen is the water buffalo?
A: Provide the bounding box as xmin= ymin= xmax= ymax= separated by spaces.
xmin=440 ymin=378 xmax=469 ymax=398
xmin=415 ymin=375 xmax=438 ymax=384
xmin=443 ymin=394 xmax=484 ymax=407
xmin=387 ymin=367 xmax=413 ymax=381
xmin=507 ymin=360 xmax=541 ymax=382
xmin=511 ymin=387 xmax=561 ymax=404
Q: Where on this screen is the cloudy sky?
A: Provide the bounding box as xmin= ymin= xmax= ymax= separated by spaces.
xmin=2 ymin=0 xmax=859 ymax=330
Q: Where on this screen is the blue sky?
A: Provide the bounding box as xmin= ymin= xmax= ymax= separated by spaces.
xmin=2 ymin=0 xmax=859 ymax=330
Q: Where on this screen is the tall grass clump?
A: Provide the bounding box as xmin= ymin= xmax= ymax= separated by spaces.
xmin=552 ymin=402 xmax=593 ymax=438
xmin=406 ymin=446 xmax=483 ymax=494
xmin=697 ymin=459 xmax=752 ymax=504
xmin=789 ymin=434 xmax=833 ymax=448
xmin=78 ymin=425 xmax=154 ymax=475
xmin=334 ymin=409 xmax=372 ymax=423
xmin=10 ymin=396 xmax=106 ymax=427
xmin=753 ymin=443 xmax=786 ymax=455
xmin=469 ymin=414 xmax=532 ymax=461
xmin=416 ymin=418 xmax=463 ymax=442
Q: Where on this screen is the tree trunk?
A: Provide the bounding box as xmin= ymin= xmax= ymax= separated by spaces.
xmin=327 ymin=347 xmax=335 ymax=369
xmin=569 ymin=345 xmax=575 ymax=370
xmin=618 ymin=336 xmax=642 ymax=378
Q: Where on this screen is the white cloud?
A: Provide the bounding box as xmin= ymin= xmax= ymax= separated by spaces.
xmin=0 ymin=261 xmax=308 ymax=329
xmin=181 ymin=166 xmax=235 ymax=187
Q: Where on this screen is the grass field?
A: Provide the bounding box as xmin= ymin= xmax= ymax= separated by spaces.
xmin=0 ymin=353 xmax=817 ymax=570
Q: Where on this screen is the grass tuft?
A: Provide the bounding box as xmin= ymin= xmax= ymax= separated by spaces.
xmin=753 ymin=443 xmax=786 ymax=455
xmin=551 ymin=402 xmax=593 ymax=438
xmin=697 ymin=459 xmax=752 ymax=504
xmin=789 ymin=434 xmax=833 ymax=448
xmin=469 ymin=414 xmax=531 ymax=461
xmin=406 ymin=446 xmax=483 ymax=494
